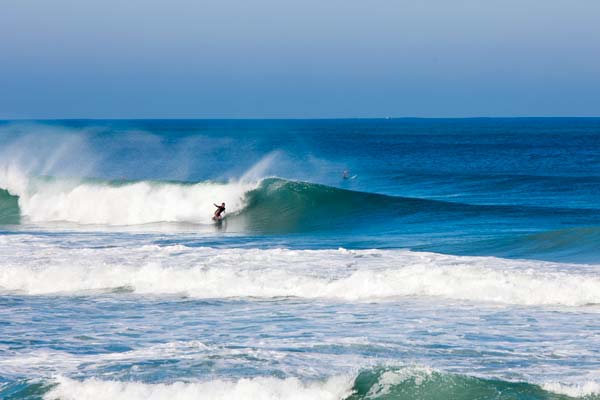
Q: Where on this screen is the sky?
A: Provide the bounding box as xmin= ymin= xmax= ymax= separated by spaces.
xmin=1 ymin=0 xmax=599 ymax=119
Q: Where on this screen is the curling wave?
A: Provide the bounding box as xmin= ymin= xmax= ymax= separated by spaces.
xmin=2 ymin=169 xmax=598 ymax=229
xmin=0 ymin=169 xmax=465 ymax=228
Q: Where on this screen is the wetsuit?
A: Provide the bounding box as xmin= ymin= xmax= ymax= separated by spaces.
xmin=214 ymin=204 xmax=225 ymax=218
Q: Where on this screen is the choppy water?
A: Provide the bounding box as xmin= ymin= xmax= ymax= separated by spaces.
xmin=1 ymin=119 xmax=599 ymax=399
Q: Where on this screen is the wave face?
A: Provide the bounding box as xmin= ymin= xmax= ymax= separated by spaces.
xmin=1 ymin=237 xmax=599 ymax=306
xmin=347 ymin=367 xmax=599 ymax=400
xmin=2 ymin=367 xmax=598 ymax=400
xmin=0 ymin=188 xmax=20 ymax=224
xmin=237 ymin=178 xmax=445 ymax=232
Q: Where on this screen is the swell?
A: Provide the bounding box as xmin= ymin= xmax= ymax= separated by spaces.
xmin=390 ymin=171 xmax=600 ymax=210
xmin=464 ymin=226 xmax=600 ymax=263
xmin=2 ymin=367 xmax=598 ymax=400
xmin=393 ymin=171 xmax=600 ymax=188
xmin=241 ymin=178 xmax=600 ymax=230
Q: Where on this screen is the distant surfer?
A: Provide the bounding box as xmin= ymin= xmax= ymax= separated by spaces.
xmin=342 ymin=170 xmax=356 ymax=180
xmin=213 ymin=202 xmax=226 ymax=221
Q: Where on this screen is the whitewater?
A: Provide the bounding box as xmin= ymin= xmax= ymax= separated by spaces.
xmin=0 ymin=166 xmax=256 ymax=225
xmin=1 ymin=235 xmax=600 ymax=306
xmin=1 ymin=119 xmax=600 ymax=400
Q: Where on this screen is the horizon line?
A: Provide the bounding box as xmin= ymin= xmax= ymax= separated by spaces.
xmin=2 ymin=116 xmax=600 ymax=122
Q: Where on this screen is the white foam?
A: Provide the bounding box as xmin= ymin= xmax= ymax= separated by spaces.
xmin=366 ymin=367 xmax=434 ymax=397
xmin=0 ymin=339 xmax=372 ymax=381
xmin=542 ymin=381 xmax=600 ymax=397
xmin=1 ymin=236 xmax=599 ymax=306
xmin=44 ymin=375 xmax=355 ymax=400
xmin=36 ymin=370 xmax=600 ymax=400
xmin=0 ymin=167 xmax=256 ymax=225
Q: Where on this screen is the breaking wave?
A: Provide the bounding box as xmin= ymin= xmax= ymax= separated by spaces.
xmin=1 ymin=167 xmax=598 ymax=229
xmin=0 ymin=167 xmax=465 ymax=228
xmin=0 ymin=167 xmax=256 ymax=225
xmin=2 ymin=367 xmax=599 ymax=400
xmin=1 ymin=241 xmax=599 ymax=306
xmin=3 ymin=167 xmax=600 ymax=262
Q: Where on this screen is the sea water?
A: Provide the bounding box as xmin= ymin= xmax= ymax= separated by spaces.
xmin=1 ymin=118 xmax=600 ymax=399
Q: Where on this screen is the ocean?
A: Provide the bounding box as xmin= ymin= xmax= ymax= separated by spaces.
xmin=1 ymin=118 xmax=599 ymax=399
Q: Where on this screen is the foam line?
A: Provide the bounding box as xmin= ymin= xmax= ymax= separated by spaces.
xmin=1 ymin=239 xmax=599 ymax=306
xmin=44 ymin=375 xmax=354 ymax=400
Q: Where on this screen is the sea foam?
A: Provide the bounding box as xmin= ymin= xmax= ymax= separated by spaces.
xmin=1 ymin=236 xmax=599 ymax=306
xmin=44 ymin=375 xmax=354 ymax=400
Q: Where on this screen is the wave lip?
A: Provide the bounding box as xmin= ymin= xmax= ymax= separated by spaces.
xmin=1 ymin=240 xmax=599 ymax=306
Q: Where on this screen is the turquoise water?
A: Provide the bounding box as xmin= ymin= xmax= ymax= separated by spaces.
xmin=1 ymin=119 xmax=600 ymax=399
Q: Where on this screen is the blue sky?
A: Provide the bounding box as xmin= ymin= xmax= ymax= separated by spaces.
xmin=1 ymin=0 xmax=599 ymax=118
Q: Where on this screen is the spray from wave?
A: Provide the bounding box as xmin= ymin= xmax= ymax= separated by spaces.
xmin=0 ymin=124 xmax=347 ymax=227
xmin=0 ymin=166 xmax=257 ymax=225
xmin=0 ymin=124 xmax=284 ymax=225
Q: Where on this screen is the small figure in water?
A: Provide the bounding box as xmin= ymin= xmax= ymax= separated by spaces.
xmin=213 ymin=202 xmax=226 ymax=220
xmin=342 ymin=170 xmax=350 ymax=180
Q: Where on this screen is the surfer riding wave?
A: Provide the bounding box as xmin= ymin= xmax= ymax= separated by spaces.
xmin=213 ymin=202 xmax=225 ymax=221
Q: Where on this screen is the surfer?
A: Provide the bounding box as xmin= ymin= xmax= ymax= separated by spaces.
xmin=343 ymin=170 xmax=356 ymax=180
xmin=213 ymin=202 xmax=226 ymax=220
